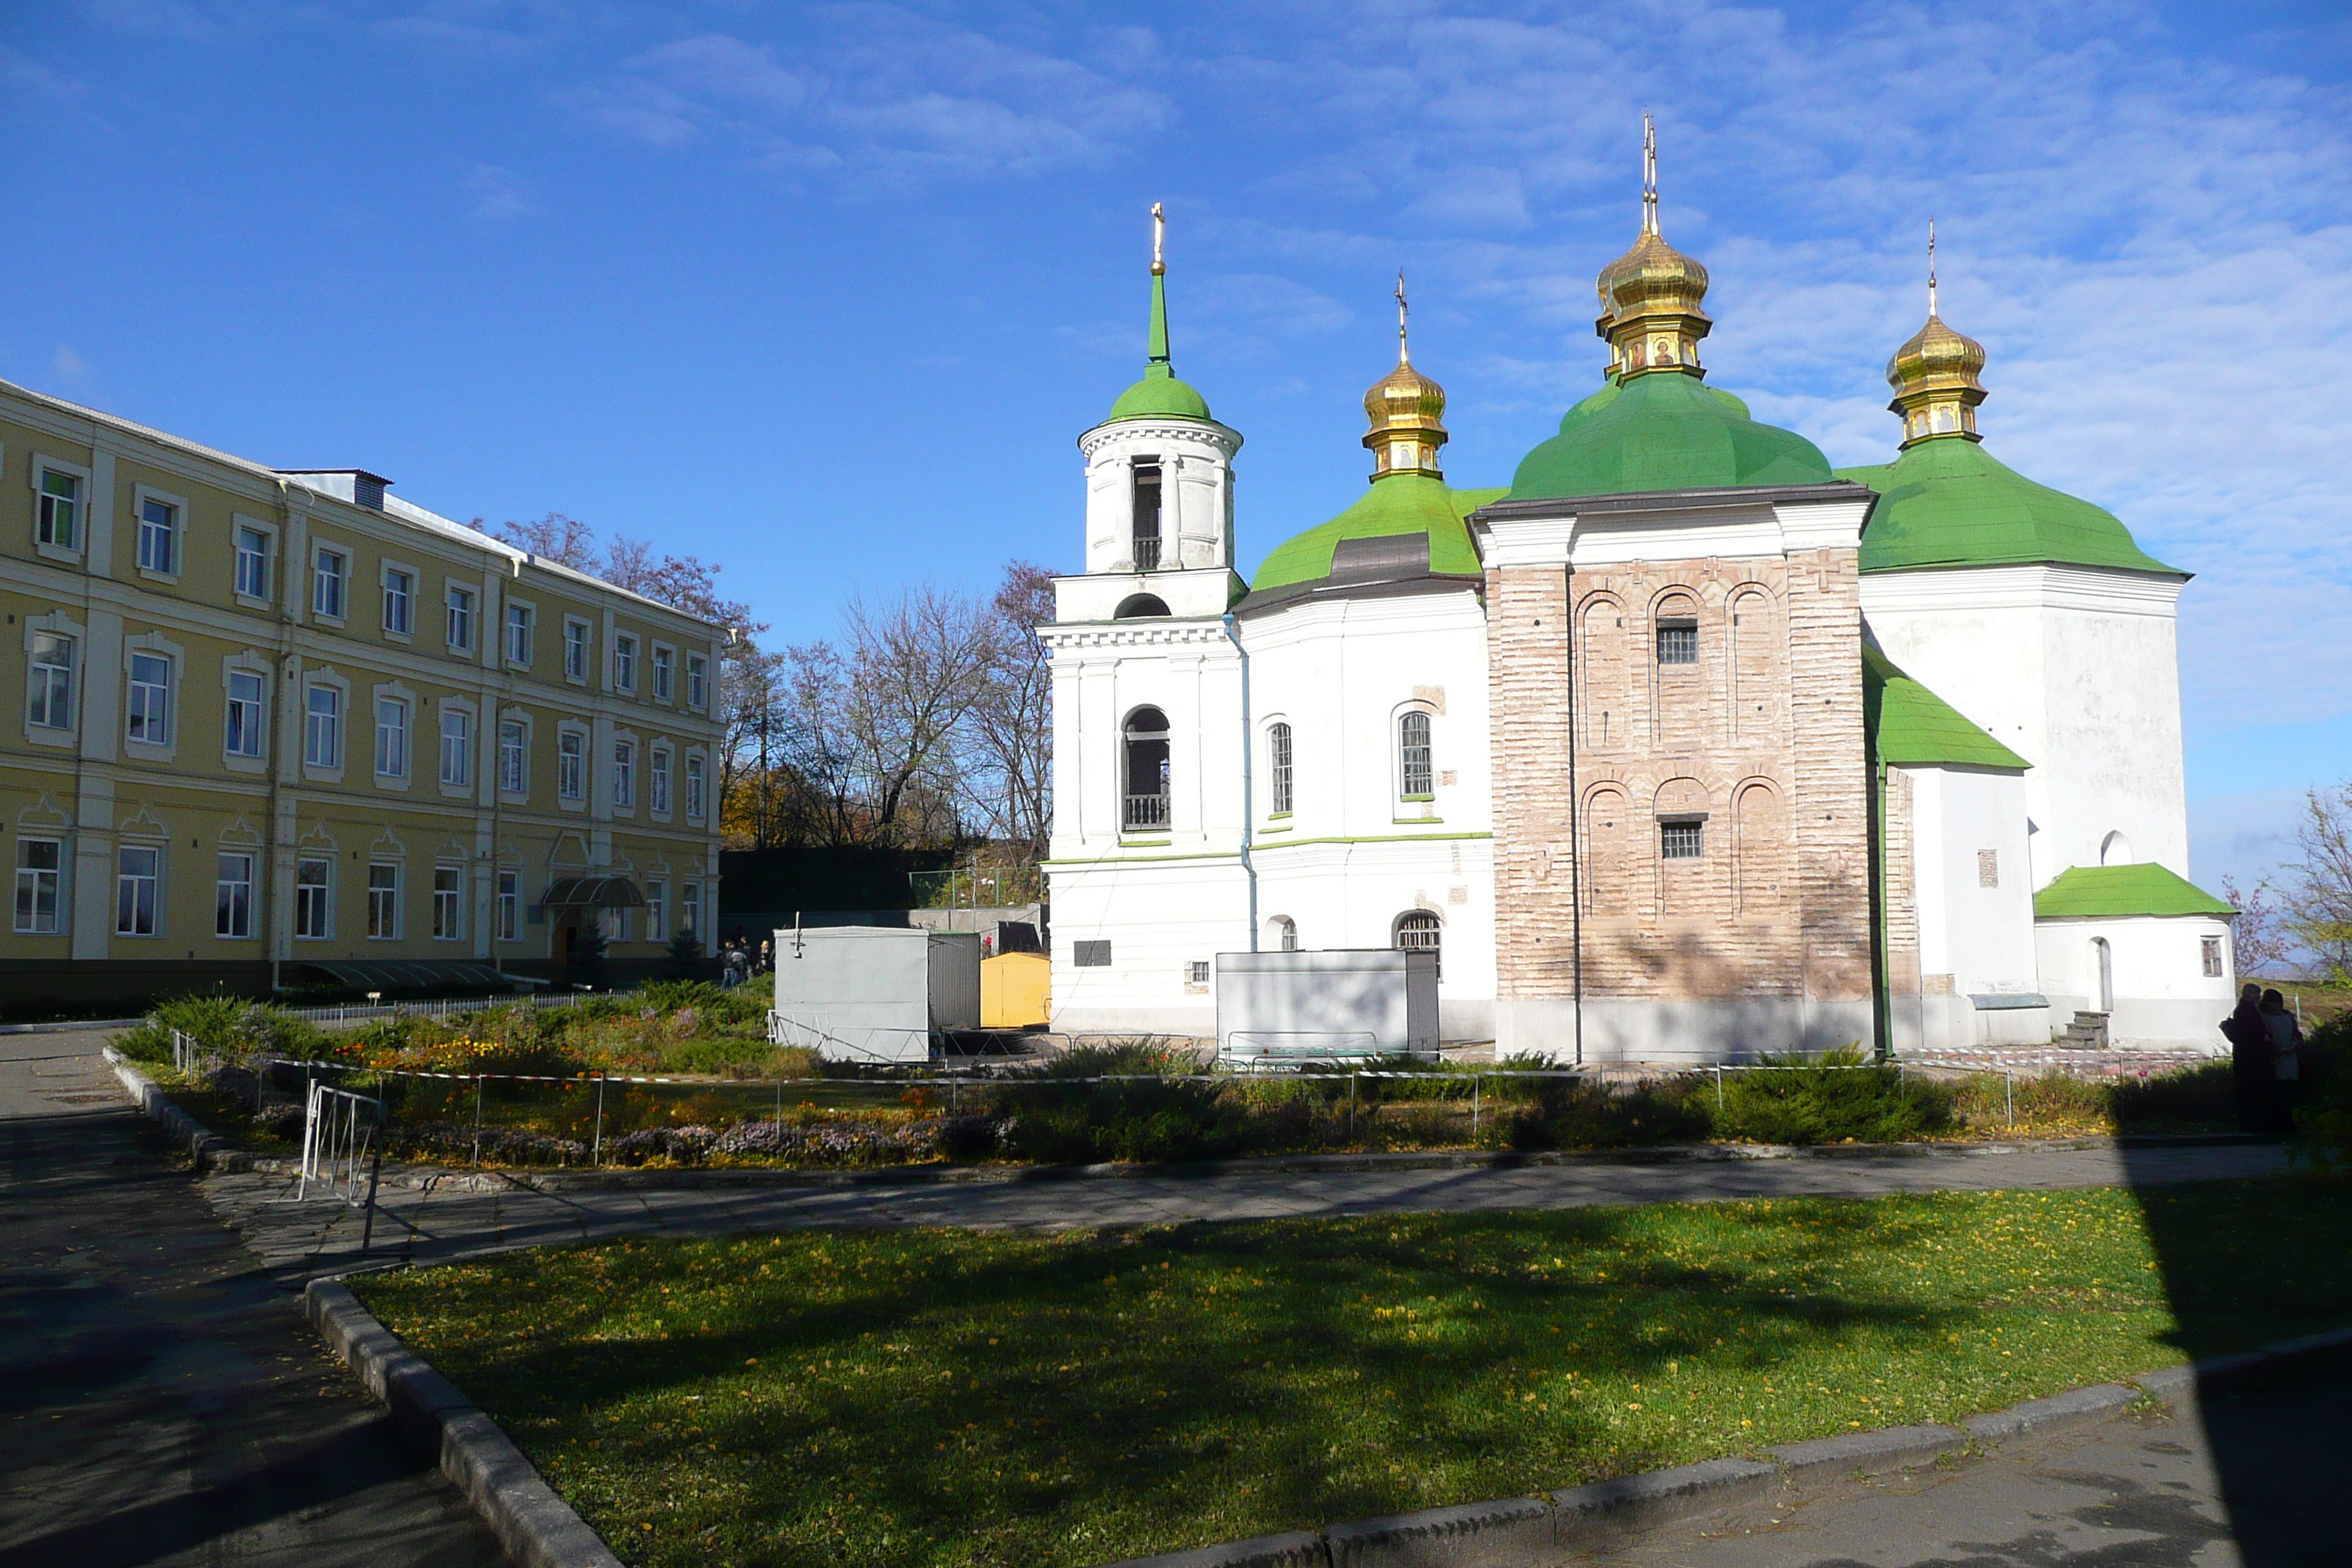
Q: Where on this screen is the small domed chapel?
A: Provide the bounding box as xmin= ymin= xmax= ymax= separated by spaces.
xmin=1040 ymin=151 xmax=2236 ymax=1062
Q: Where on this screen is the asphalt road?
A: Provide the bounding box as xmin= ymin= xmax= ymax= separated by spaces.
xmin=0 ymin=1029 xmax=505 ymax=1568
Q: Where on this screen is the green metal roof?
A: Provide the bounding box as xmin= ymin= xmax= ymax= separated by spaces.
xmin=2034 ymin=863 xmax=2235 ymax=920
xmin=1105 ymin=271 xmax=1214 ymax=424
xmin=1251 ymin=475 xmax=1504 ymax=591
xmin=1863 ymin=644 xmax=2028 ymax=771
xmin=1837 ymin=437 xmax=2179 ymax=576
xmin=1508 ymin=369 xmax=1833 ymax=501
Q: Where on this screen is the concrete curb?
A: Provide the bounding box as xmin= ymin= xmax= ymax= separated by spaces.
xmin=102 ymin=1046 xmax=237 ymax=1172
xmin=306 ymin=1278 xmax=624 ymax=1568
xmin=0 ymin=1015 xmax=144 ymax=1035
xmin=1096 ymin=1324 xmax=2352 ymax=1568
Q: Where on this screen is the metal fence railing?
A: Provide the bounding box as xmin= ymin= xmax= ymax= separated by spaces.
xmin=278 ymin=987 xmax=629 ymax=1026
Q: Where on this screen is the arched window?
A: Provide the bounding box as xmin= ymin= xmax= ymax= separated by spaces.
xmin=1268 ymin=915 xmax=1297 ymax=952
xmin=2100 ymin=830 xmax=2133 ymax=867
xmin=1114 ymin=594 xmax=1171 ymax=619
xmin=1267 ymin=722 xmax=1294 ymax=815
xmin=1132 ymin=461 xmax=1163 ymax=569
xmin=1398 ymin=710 xmax=1433 ymax=799
xmin=1123 ymin=706 xmax=1170 ymax=830
xmin=1394 ymin=910 xmax=1442 ymax=978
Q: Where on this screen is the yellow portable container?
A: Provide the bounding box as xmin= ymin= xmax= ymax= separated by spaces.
xmin=981 ymin=951 xmax=1052 ymax=1030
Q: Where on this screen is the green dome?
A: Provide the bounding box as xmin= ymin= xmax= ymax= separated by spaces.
xmin=1107 ymin=364 xmax=1212 ymax=423
xmin=1252 ymin=474 xmax=1505 ymax=592
xmin=1838 ymin=438 xmax=2179 ymax=576
xmin=1509 ymin=370 xmax=1831 ymax=500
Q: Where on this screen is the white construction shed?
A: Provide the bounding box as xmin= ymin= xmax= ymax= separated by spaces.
xmin=1215 ymin=949 xmax=1439 ymax=1066
xmin=771 ymin=926 xmax=981 ymax=1063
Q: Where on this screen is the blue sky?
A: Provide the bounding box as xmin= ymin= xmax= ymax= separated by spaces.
xmin=6 ymin=0 xmax=2349 ymax=889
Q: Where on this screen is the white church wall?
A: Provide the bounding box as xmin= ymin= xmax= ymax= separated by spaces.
xmin=2035 ymin=914 xmax=2234 ymax=1048
xmin=1044 ymin=620 xmax=1243 ymax=861
xmin=1048 ymin=856 xmax=1247 ymax=1037
xmin=1252 ymin=836 xmax=1499 ymax=1041
xmin=1907 ymin=766 xmax=2040 ymax=1000
xmin=1861 ymin=567 xmax=2189 ymax=891
xmin=1077 ymin=419 xmax=1240 ymax=576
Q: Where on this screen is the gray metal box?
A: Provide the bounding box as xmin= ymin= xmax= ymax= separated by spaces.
xmin=772 ymin=926 xmax=981 ymax=1063
xmin=1215 ymin=949 xmax=1439 ymax=1065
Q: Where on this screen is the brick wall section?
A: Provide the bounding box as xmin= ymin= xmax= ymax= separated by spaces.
xmin=1882 ymin=765 xmax=1921 ymax=999
xmin=1485 ymin=543 xmax=1874 ymax=1006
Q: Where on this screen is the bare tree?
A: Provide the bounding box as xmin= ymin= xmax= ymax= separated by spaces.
xmin=840 ymin=586 xmax=992 ymax=847
xmin=964 ymin=562 xmax=1055 ymax=860
xmin=2275 ymin=783 xmax=2352 ymax=981
xmin=2219 ymin=875 xmax=2290 ymax=979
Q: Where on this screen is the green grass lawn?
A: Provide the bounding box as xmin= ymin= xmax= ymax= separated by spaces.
xmin=360 ymin=1178 xmax=2351 ymax=1568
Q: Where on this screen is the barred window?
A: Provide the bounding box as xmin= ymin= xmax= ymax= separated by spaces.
xmin=1656 ymin=618 xmax=1698 ymax=666
xmin=1394 ymin=910 xmax=1441 ymax=979
xmin=1398 ymin=711 xmax=1433 ymax=798
xmin=1661 ymin=819 xmax=1703 ymax=860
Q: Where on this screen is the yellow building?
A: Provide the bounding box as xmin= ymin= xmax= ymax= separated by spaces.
xmin=1 ymin=376 xmax=728 ymax=1012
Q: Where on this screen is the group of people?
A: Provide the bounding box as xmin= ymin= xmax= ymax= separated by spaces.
xmin=2222 ymin=984 xmax=2304 ymax=1134
xmin=719 ymin=932 xmax=772 ymax=990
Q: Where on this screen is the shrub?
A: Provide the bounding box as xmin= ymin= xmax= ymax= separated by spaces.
xmin=1714 ymin=1048 xmax=1950 ymax=1145
xmin=117 ymin=996 xmax=333 ymax=1067
xmin=1488 ymin=1074 xmax=1714 ymax=1150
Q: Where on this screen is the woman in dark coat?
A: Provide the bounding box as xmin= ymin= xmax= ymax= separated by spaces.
xmin=2221 ymin=983 xmax=2267 ymax=1134
xmin=2259 ymin=988 xmax=2303 ymax=1135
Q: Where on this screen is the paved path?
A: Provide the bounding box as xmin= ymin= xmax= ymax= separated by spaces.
xmin=1603 ymin=1366 xmax=2349 ymax=1567
xmin=204 ymin=1131 xmax=2290 ymax=1280
xmin=0 ymin=1030 xmax=505 ymax=1567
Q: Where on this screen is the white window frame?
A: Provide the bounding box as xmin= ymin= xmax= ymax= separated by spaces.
xmin=497 ymin=868 xmax=520 ymax=943
xmin=651 ymin=643 xmax=675 ymax=704
xmin=563 ymin=618 xmax=592 ymax=684
xmin=612 ymin=632 xmax=638 ymax=694
xmin=215 ymin=850 xmax=255 ymax=940
xmin=366 ymin=860 xmax=402 ymax=940
xmin=14 ymin=837 xmax=64 ymax=935
xmin=25 ymin=619 xmax=79 ymax=742
xmin=374 ymin=692 xmax=412 ymax=783
xmin=649 ymin=742 xmax=672 ymax=818
xmin=116 ymin=843 xmax=162 ymax=938
xmin=498 ymin=713 xmax=529 ymax=799
xmin=440 ymin=701 xmax=475 ymax=791
xmin=233 ymin=515 xmax=276 ymax=606
xmin=312 ymin=543 xmax=350 ymax=622
xmin=123 ymin=638 xmax=181 ymax=757
xmin=295 ymin=856 xmax=333 ymax=941
xmin=222 ymin=659 xmax=270 ymax=769
xmin=445 ymin=581 xmax=478 ymax=653
xmin=612 ymin=734 xmax=636 ymax=812
xmin=557 ymin=726 xmax=587 ymax=805
xmin=303 ymin=675 xmax=349 ymax=778
xmin=1266 ymin=719 xmax=1294 ymax=817
xmin=432 ymin=864 xmax=465 ymax=941
xmin=681 ymin=881 xmax=701 ymax=943
xmin=504 ymin=600 xmax=535 ymax=668
xmin=1396 ymin=708 xmax=1435 ymax=802
xmin=381 ymin=561 xmax=418 ymax=639
xmin=132 ymin=484 xmax=187 ymax=581
xmin=31 ymin=453 xmax=91 ymax=562
xmin=684 ymin=750 xmax=706 ymax=821
xmin=685 ymin=651 xmax=709 ymax=711
xmin=647 ymin=879 xmax=668 ymax=942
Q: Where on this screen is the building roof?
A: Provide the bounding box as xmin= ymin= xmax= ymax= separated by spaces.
xmin=1250 ymin=473 xmax=1504 ymax=593
xmin=1863 ymin=644 xmax=2028 ymax=771
xmin=2032 ymin=863 xmax=2235 ymax=920
xmin=1507 ymin=368 xmax=1834 ymax=501
xmin=1104 ymin=269 xmax=1214 ymax=425
xmin=1837 ymin=437 xmax=2180 ymax=576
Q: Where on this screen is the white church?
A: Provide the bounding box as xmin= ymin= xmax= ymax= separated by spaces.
xmin=1040 ymin=157 xmax=2236 ymax=1063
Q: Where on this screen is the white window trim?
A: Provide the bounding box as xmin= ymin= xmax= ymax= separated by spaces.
xmin=503 ymin=598 xmax=537 ymax=670
xmin=213 ymin=844 xmax=260 ymax=941
xmin=114 ymin=837 xmax=166 ymax=940
xmin=438 ymin=696 xmax=479 ymax=797
xmin=444 ymin=578 xmax=480 ymax=655
xmin=650 ymin=641 xmax=676 ymax=705
xmin=1392 ymin=701 xmax=1439 ymax=811
xmin=649 ymin=741 xmax=673 ymax=821
xmin=231 ymin=513 xmax=278 ymax=608
xmin=14 ymin=833 xmax=69 ymax=936
xmin=311 ymin=542 xmax=351 ymax=625
xmin=31 ymin=451 xmax=91 ymax=563
xmin=685 ymin=650 xmax=710 ymax=712
xmin=611 ymin=631 xmax=640 ymax=696
xmin=122 ymin=631 xmax=186 ymax=763
xmin=293 ymin=852 xmax=336 ymax=942
xmin=611 ymin=728 xmax=639 ymax=815
xmin=497 ymin=708 xmax=532 ymax=803
xmin=220 ymin=653 xmax=273 ymax=774
xmin=302 ymin=669 xmax=353 ymax=782
xmin=366 ymin=858 xmax=404 ymax=941
xmin=371 ymin=681 xmax=418 ymax=787
xmin=562 ymin=617 xmax=593 ymax=685
xmin=431 ymin=862 xmax=467 ymax=942
xmin=683 ymin=745 xmax=709 ymax=823
xmin=132 ymin=483 xmax=189 ymax=584
xmin=22 ymin=609 xmax=85 ymax=750
xmin=495 ymin=865 xmax=522 ymax=944
xmin=556 ymin=723 xmax=589 ymax=810
xmin=380 ymin=558 xmax=420 ymax=642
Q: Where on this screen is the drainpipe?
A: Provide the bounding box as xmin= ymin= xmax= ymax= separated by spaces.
xmin=1219 ymin=612 xmax=1258 ymax=951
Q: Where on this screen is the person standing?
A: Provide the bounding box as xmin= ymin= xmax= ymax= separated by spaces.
xmin=2259 ymin=988 xmax=2302 ymax=1135
xmin=2222 ymin=983 xmax=2268 ymax=1134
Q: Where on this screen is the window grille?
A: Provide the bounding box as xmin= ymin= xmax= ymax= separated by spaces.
xmin=1660 ymin=820 xmax=1703 ymax=860
xmin=1656 ymin=618 xmax=1697 ymax=666
xmin=1398 ymin=711 xmax=1433 ymax=797
xmin=1394 ymin=911 xmax=1441 ymax=978
xmin=1188 ymin=960 xmax=1211 ymax=984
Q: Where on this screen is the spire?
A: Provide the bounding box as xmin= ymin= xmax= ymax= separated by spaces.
xmin=1594 ymin=115 xmax=1711 ymax=380
xmin=1885 ymin=219 xmax=1986 ymax=446
xmin=1146 ymin=201 xmax=1171 ymax=373
xmin=1364 ymin=272 xmax=1447 ymax=481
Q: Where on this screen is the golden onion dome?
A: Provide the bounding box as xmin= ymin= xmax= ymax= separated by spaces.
xmin=1885 ymin=311 xmax=1986 ymax=396
xmin=1596 ymin=227 xmax=1711 ymax=325
xmin=1364 ymin=273 xmax=1447 ymax=479
xmin=1592 ymin=118 xmax=1712 ymax=378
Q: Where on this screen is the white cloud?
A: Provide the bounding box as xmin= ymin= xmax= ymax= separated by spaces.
xmin=464 ymin=162 xmax=539 ymax=221
xmin=50 ymin=344 xmax=93 ymax=388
